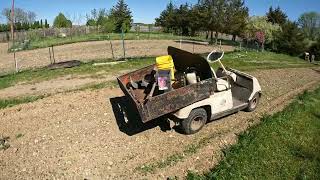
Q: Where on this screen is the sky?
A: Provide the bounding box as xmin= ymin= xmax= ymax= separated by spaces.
xmin=0 ymin=0 xmax=320 ymax=25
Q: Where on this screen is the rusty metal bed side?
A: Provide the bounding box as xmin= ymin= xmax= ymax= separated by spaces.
xmin=140 ymin=79 xmax=215 ymax=122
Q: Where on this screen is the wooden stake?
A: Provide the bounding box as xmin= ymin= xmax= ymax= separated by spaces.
xmin=14 ymin=51 xmax=18 ymax=73
xmin=51 ymin=46 xmax=56 ymax=64
xmin=193 ymin=42 xmax=195 ymax=53
xmin=10 ymin=0 xmax=14 ymax=43
xmin=109 ymin=40 xmax=115 ymax=60
xmin=49 ymin=47 xmax=52 ymax=64
xmin=121 ymin=29 xmax=126 ymax=60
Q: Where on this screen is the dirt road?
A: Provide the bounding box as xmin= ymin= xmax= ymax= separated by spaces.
xmin=0 ymin=40 xmax=234 ymax=74
xmin=0 ymin=68 xmax=319 ymax=179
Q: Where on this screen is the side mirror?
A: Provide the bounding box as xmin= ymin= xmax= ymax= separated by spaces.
xmin=207 ymin=51 xmax=224 ymax=62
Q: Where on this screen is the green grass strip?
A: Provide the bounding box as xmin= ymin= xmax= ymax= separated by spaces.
xmin=0 ymin=95 xmax=46 ymax=109
xmin=187 ymin=86 xmax=320 ymax=180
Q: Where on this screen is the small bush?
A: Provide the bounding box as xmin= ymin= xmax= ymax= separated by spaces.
xmin=309 ymin=40 xmax=320 ymax=61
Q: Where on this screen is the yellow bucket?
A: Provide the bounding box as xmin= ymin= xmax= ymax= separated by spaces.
xmin=156 ymin=55 xmax=175 ymax=80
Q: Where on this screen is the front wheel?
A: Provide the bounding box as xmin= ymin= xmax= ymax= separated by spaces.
xmin=245 ymin=93 xmax=260 ymax=112
xmin=180 ymin=108 xmax=207 ymax=135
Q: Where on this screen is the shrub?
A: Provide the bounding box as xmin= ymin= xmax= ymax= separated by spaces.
xmin=309 ymin=40 xmax=320 ymax=61
xmin=53 ymin=13 xmax=72 ymax=28
xmin=273 ymin=21 xmax=307 ymax=55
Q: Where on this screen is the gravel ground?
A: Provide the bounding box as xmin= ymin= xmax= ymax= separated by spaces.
xmin=0 ymin=40 xmax=234 ymax=74
xmin=0 ymin=68 xmax=319 ymax=179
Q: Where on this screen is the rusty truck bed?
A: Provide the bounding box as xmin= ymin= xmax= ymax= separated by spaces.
xmin=117 ymin=68 xmax=214 ymax=123
xmin=117 ymin=46 xmax=215 ymax=123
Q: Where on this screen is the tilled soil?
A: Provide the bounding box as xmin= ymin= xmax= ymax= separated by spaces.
xmin=0 ymin=69 xmax=131 ymax=99
xmin=0 ymin=68 xmax=319 ymax=179
xmin=0 ymin=40 xmax=234 ymax=74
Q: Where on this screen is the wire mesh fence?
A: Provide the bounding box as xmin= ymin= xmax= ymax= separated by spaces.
xmin=0 ymin=33 xmax=241 ymax=75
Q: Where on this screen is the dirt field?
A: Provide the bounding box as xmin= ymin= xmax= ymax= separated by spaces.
xmin=0 ymin=69 xmax=131 ymax=99
xmin=0 ymin=68 xmax=320 ymax=179
xmin=0 ymin=40 xmax=234 ymax=74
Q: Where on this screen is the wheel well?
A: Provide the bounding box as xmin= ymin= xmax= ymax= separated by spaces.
xmin=199 ymin=105 xmax=211 ymax=121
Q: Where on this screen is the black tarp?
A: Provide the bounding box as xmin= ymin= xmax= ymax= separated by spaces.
xmin=168 ymin=46 xmax=213 ymax=80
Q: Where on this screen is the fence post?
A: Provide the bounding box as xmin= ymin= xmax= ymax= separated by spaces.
xmin=49 ymin=47 xmax=52 ymax=64
xmin=193 ymin=42 xmax=195 ymax=53
xmin=51 ymin=45 xmax=56 ymax=64
xmin=121 ymin=29 xmax=126 ymax=60
xmin=13 ymin=51 xmax=18 ymax=73
xmin=109 ymin=36 xmax=115 ymax=60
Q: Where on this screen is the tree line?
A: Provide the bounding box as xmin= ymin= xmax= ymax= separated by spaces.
xmin=0 ymin=8 xmax=49 ymax=32
xmin=156 ymin=0 xmax=320 ymax=57
xmin=155 ymin=0 xmax=249 ymax=42
xmin=51 ymin=0 xmax=133 ymax=33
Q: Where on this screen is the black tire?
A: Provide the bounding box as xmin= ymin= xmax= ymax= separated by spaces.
xmin=245 ymin=93 xmax=260 ymax=112
xmin=181 ymin=108 xmax=207 ymax=135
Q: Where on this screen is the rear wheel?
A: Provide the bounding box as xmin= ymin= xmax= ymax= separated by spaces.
xmin=181 ymin=108 xmax=207 ymax=135
xmin=245 ymin=93 xmax=260 ymax=112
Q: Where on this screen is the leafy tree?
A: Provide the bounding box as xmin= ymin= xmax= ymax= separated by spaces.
xmin=155 ymin=1 xmax=176 ymax=33
xmin=246 ymin=16 xmax=281 ymax=50
xmin=101 ymin=17 xmax=116 ymax=33
xmin=110 ymin=0 xmax=133 ymax=33
xmin=298 ymin=12 xmax=320 ymax=40
xmin=53 ymin=13 xmax=72 ymax=28
xmin=266 ymin=6 xmax=288 ymax=25
xmin=86 ymin=8 xmax=109 ymax=26
xmin=22 ymin=22 xmax=29 ymax=30
xmin=308 ymin=39 xmax=320 ymax=61
xmin=96 ymin=8 xmax=108 ymax=26
xmin=86 ymin=19 xmax=96 ymax=26
xmin=197 ymin=0 xmax=228 ymax=43
xmin=175 ymin=3 xmax=192 ymax=35
xmin=274 ymin=21 xmax=307 ymax=55
xmin=188 ymin=4 xmax=203 ymax=36
xmin=40 ymin=19 xmax=43 ymax=28
xmin=225 ymin=0 xmax=249 ymax=41
xmin=44 ymin=19 xmax=49 ymax=28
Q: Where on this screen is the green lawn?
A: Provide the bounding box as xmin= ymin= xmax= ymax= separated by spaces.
xmin=187 ymin=86 xmax=320 ymax=180
xmin=0 ymin=51 xmax=316 ymax=91
xmin=217 ymin=50 xmax=315 ymax=71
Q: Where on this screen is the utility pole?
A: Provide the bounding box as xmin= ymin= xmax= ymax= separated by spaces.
xmin=11 ymin=0 xmax=18 ymax=73
xmin=10 ymin=0 xmax=14 ymax=43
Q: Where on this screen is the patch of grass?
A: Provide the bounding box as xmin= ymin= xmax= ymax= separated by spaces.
xmin=0 ymin=95 xmax=46 ymax=109
xmin=15 ymin=133 xmax=24 ymax=139
xmin=71 ymin=80 xmax=118 ymax=92
xmin=187 ymin=86 xmax=320 ymax=179
xmin=216 ymin=50 xmax=315 ymax=71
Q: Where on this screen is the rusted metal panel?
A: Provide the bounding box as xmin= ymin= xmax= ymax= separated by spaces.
xmin=118 ymin=76 xmax=214 ymax=123
xmin=142 ymin=79 xmax=214 ymax=122
xmin=118 ymin=64 xmax=155 ymax=86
